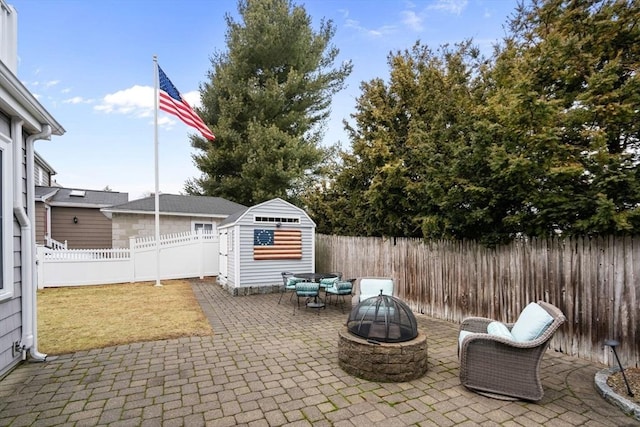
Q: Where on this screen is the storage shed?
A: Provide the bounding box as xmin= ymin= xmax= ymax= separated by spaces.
xmin=217 ymin=198 xmax=316 ymax=295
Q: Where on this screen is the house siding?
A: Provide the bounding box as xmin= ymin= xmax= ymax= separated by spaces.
xmin=221 ymin=199 xmax=315 ymax=295
xmin=33 ymin=161 xmax=50 ymax=186
xmin=34 ymin=202 xmax=47 ymax=245
xmin=0 ymin=3 xmax=64 ymax=377
xmin=112 ymin=213 xmax=222 ymax=248
xmin=51 ymin=207 xmax=112 ymax=249
xmin=0 ymin=133 xmax=24 ymax=378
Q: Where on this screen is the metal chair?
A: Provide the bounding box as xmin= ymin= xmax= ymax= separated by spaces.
xmin=294 ymin=281 xmax=322 ymax=315
xmin=278 ymin=272 xmax=307 ymax=304
xmin=325 ymin=278 xmax=354 ymax=312
xmin=319 ymin=271 xmax=342 ymax=290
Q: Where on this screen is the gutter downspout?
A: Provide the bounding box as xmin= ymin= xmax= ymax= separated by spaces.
xmin=14 ymin=120 xmax=51 ymax=362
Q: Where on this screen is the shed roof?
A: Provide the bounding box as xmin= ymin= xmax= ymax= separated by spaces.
xmin=219 ymin=197 xmax=314 ymax=227
xmin=103 ymin=194 xmax=246 ymax=217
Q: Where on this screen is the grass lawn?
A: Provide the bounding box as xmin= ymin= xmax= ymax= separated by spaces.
xmin=37 ymin=279 xmax=213 ymax=355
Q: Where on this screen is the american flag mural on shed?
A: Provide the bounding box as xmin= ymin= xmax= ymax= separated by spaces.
xmin=253 ymin=229 xmax=302 ymax=260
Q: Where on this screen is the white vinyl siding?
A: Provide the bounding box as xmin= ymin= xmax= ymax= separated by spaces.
xmin=219 ymin=198 xmax=315 ymax=292
xmin=0 ymin=131 xmax=13 ymax=300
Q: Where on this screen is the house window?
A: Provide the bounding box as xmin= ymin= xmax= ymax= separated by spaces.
xmin=193 ymin=222 xmax=214 ymax=234
xmin=0 ymin=131 xmax=14 ymax=300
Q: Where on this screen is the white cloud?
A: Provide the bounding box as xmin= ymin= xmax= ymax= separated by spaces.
xmin=95 ymin=85 xmax=202 ymax=117
xmin=63 ymin=96 xmax=93 ymax=104
xmin=94 ymin=85 xmax=205 ymax=134
xmin=345 ymin=18 xmax=396 ymax=38
xmin=94 ymin=85 xmax=154 ymax=116
xmin=401 ymin=10 xmax=424 ymax=31
xmin=156 ymin=116 xmax=174 ymax=127
xmin=43 ymin=80 xmax=60 ymax=88
xmin=182 ymin=90 xmax=203 ymax=109
xmin=428 ymin=0 xmax=468 ymax=15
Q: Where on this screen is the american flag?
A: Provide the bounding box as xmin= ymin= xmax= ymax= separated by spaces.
xmin=253 ymin=229 xmax=302 ymax=260
xmin=158 ymin=65 xmax=215 ymax=141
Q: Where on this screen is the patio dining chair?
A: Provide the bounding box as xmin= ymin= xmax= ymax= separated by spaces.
xmin=293 ymin=281 xmax=322 ymax=315
xmin=278 ymin=272 xmax=308 ymax=304
xmin=458 ymin=300 xmax=566 ymax=401
xmin=325 ymin=278 xmax=355 ymax=312
xmin=319 ymin=272 xmax=342 ymax=290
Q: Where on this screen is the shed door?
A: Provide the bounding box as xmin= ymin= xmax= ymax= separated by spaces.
xmin=219 ymin=229 xmax=228 ymax=280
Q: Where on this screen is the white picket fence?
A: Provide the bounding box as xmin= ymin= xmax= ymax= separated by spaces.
xmin=37 ymin=230 xmax=219 ymax=288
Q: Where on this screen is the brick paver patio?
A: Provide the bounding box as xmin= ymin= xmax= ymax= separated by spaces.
xmin=0 ymin=278 xmax=637 ymax=426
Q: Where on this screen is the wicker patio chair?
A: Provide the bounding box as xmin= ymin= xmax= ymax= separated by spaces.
xmin=458 ymin=300 xmax=566 ymax=401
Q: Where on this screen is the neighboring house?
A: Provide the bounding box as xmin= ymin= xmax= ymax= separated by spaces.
xmin=102 ymin=194 xmax=246 ymax=248
xmin=0 ymin=0 xmax=65 ymax=377
xmin=217 ymin=198 xmax=316 ymax=295
xmin=34 ymin=151 xmax=58 ymax=186
xmin=35 ymin=186 xmax=128 ymax=249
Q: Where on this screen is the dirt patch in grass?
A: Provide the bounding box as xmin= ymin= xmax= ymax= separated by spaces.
xmin=38 ymin=279 xmax=213 ymax=355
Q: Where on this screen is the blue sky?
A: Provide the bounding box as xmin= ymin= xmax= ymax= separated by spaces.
xmin=10 ymin=0 xmax=518 ymax=200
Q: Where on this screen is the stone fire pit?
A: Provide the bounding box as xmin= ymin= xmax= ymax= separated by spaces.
xmin=337 ymin=293 xmax=428 ymax=382
xmin=338 ymin=327 xmax=428 ymax=382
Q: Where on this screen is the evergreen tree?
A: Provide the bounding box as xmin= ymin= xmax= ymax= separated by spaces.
xmin=488 ymin=0 xmax=640 ymax=236
xmin=186 ymin=0 xmax=352 ymax=206
xmin=307 ymin=42 xmax=486 ymax=238
xmin=307 ymin=0 xmax=640 ymax=243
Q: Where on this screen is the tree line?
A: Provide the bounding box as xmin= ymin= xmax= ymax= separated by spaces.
xmin=187 ymin=0 xmax=640 ymax=246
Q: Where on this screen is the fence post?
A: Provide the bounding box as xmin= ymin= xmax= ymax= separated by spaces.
xmin=198 ymin=230 xmax=205 ymax=279
xmin=36 ymin=245 xmax=44 ymax=289
xmin=129 ymin=237 xmax=136 ymax=283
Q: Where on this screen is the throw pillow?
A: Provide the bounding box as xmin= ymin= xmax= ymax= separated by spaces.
xmin=458 ymin=330 xmax=474 ymax=348
xmin=487 ymin=321 xmax=514 ymax=340
xmin=510 ymin=302 xmax=554 ymax=342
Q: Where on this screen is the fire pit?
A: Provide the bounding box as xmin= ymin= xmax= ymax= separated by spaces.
xmin=338 ymin=293 xmax=428 ymax=382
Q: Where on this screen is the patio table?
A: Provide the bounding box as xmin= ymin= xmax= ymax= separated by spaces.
xmin=294 ymin=272 xmax=337 ymax=309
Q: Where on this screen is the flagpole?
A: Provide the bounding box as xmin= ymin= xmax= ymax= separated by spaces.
xmin=153 ymin=55 xmax=162 ymax=287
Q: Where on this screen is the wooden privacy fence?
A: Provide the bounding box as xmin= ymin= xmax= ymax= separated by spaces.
xmin=315 ymin=234 xmax=639 ymax=367
xmin=37 ymin=230 xmax=219 ymax=288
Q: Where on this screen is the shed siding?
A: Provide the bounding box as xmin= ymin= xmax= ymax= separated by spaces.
xmin=227 ymin=227 xmax=238 ymax=286
xmin=221 ymin=199 xmax=315 ymax=294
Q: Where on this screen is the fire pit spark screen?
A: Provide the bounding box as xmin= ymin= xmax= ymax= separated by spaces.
xmin=346 ymin=292 xmax=418 ymax=343
xmin=338 ymin=292 xmax=428 ymax=382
